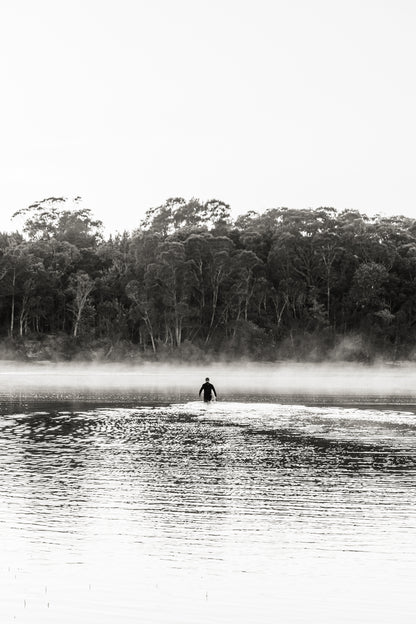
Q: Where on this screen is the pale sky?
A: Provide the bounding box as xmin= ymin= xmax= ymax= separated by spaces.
xmin=1 ymin=0 xmax=415 ymax=235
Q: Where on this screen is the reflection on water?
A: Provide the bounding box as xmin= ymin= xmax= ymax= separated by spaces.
xmin=1 ymin=398 xmax=416 ymax=623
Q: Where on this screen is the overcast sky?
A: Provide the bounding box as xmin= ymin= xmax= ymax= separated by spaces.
xmin=1 ymin=0 xmax=415 ymax=234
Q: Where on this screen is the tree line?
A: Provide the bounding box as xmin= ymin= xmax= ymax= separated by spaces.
xmin=1 ymin=196 xmax=415 ymax=361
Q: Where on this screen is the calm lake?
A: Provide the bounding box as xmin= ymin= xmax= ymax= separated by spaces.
xmin=1 ymin=364 xmax=416 ymax=623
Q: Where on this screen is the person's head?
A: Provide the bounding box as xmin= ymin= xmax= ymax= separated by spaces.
xmin=205 ymin=377 xmax=209 ymax=382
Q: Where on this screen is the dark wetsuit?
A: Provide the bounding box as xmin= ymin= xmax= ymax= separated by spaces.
xmin=199 ymin=382 xmax=217 ymax=402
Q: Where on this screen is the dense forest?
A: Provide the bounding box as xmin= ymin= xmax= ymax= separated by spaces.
xmin=0 ymin=196 xmax=416 ymax=362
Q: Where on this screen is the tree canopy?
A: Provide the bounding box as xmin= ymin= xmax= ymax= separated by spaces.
xmin=1 ymin=196 xmax=416 ymax=362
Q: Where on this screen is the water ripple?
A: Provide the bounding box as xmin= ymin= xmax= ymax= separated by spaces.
xmin=1 ymin=399 xmax=416 ymax=623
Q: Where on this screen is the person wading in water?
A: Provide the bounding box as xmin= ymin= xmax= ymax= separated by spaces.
xmin=199 ymin=377 xmax=217 ymax=403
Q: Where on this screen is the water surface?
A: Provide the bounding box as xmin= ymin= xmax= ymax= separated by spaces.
xmin=1 ymin=391 xmax=416 ymax=623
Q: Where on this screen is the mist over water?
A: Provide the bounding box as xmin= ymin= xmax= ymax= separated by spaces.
xmin=1 ymin=361 xmax=416 ymax=401
xmin=1 ymin=363 xmax=416 ymax=623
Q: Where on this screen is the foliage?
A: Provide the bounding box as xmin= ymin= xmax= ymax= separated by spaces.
xmin=1 ymin=197 xmax=416 ymax=361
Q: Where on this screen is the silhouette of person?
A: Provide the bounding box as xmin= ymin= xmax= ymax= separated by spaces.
xmin=199 ymin=377 xmax=217 ymax=403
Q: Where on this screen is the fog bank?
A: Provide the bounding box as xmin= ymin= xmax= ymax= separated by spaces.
xmin=0 ymin=362 xmax=416 ymax=399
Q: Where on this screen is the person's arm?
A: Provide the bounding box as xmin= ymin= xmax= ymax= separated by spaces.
xmin=212 ymin=385 xmax=217 ymax=398
xmin=199 ymin=385 xmax=204 ymax=396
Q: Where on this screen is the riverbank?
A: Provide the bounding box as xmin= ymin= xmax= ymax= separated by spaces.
xmin=0 ymin=333 xmax=412 ymax=364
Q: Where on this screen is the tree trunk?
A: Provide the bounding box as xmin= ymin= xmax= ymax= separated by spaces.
xmin=19 ymin=295 xmax=28 ymax=337
xmin=73 ymin=310 xmax=82 ymax=337
xmin=143 ymin=314 xmax=156 ymax=353
xmin=10 ymin=269 xmax=16 ymax=337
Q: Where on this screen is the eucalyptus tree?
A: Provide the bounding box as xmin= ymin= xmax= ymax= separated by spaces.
xmin=203 ymin=199 xmax=231 ymax=230
xmin=228 ymin=250 xmax=263 ymax=323
xmin=203 ymin=235 xmax=235 ymax=343
xmin=1 ymin=241 xmax=39 ymax=336
xmin=67 ymin=271 xmax=95 ymax=338
xmin=13 ymin=197 xmax=102 ymax=246
xmin=125 ymin=280 xmax=157 ymax=353
xmin=184 ymin=233 xmax=212 ymax=331
xmin=146 ymin=241 xmax=196 ymax=347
